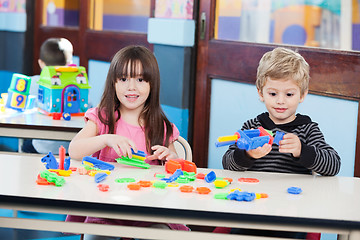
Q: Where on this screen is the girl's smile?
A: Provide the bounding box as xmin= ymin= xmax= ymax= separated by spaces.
xmin=125 ymin=93 xmax=140 ymax=102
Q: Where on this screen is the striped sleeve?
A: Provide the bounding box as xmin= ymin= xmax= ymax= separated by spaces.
xmin=297 ymin=123 xmax=341 ymax=176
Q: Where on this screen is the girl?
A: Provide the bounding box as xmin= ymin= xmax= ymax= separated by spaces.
xmin=67 ymin=45 xmax=189 ymax=239
xmin=69 ymin=45 xmax=179 ymax=163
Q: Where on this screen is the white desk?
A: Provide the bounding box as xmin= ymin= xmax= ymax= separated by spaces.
xmin=0 ymin=109 xmax=84 ymax=141
xmin=0 ymin=153 xmax=360 ymax=240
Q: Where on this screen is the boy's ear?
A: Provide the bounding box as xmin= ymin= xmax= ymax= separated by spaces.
xmin=257 ymin=88 xmax=264 ymax=102
xmin=300 ymin=90 xmax=308 ymax=103
xmin=38 ymin=59 xmax=46 ymax=69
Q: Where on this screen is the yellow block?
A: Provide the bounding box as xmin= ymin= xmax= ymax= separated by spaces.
xmin=55 ymin=66 xmax=79 ymax=72
xmin=217 ymin=135 xmax=238 ymax=142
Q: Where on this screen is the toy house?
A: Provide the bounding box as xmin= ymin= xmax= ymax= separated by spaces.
xmin=37 ymin=65 xmax=91 ymax=116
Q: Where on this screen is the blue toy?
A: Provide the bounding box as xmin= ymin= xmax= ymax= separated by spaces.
xmin=64 ymin=157 xmax=71 ymax=170
xmin=82 ymin=156 xmax=115 ymax=170
xmin=205 ymin=171 xmax=216 ymax=183
xmin=41 ymin=152 xmax=59 ymax=169
xmin=161 ymin=169 xmax=184 ymax=183
xmin=287 ymin=187 xmax=302 ymax=194
xmin=273 ymin=131 xmax=286 ymax=145
xmin=95 ymin=172 xmax=108 ymax=183
xmin=216 ymin=127 xmax=286 ymax=151
xmin=226 ymin=190 xmax=256 ymax=202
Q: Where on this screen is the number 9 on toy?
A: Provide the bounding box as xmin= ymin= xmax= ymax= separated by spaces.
xmin=8 ymin=92 xmax=27 ymax=109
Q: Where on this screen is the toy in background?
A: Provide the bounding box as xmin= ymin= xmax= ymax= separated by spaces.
xmin=215 ymin=127 xmax=285 ymax=150
xmin=5 ymin=73 xmax=33 ymax=111
xmin=0 ymin=93 xmax=8 ymax=112
xmin=37 ymin=65 xmax=91 ymax=116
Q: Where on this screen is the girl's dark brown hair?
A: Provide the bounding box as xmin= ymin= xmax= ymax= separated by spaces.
xmin=97 ymin=45 xmax=173 ymax=153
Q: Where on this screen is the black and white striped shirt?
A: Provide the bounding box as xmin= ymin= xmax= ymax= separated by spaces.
xmin=222 ymin=113 xmax=341 ymax=176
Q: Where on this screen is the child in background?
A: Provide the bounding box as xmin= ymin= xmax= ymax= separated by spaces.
xmin=221 ymin=47 xmax=341 ymax=238
xmin=67 ymin=45 xmax=189 ymax=239
xmin=22 ymin=38 xmax=73 ymax=154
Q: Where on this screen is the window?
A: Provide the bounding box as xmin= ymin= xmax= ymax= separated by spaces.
xmin=89 ymin=0 xmax=151 ymax=33
xmin=215 ymin=0 xmax=360 ymax=51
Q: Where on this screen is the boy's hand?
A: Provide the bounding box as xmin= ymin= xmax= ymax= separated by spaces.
xmin=279 ymin=133 xmax=301 ymax=158
xmin=104 ymin=134 xmax=137 ymax=158
xmin=246 ymin=143 xmax=272 ymax=159
xmin=147 ymin=145 xmax=177 ymax=161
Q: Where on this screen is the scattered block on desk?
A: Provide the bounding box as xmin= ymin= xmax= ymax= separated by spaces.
xmin=94 ymin=172 xmax=108 ymax=183
xmin=97 ymin=184 xmax=109 ymax=192
xmin=127 ymin=183 xmax=141 ymax=190
xmin=205 ymin=171 xmax=216 ymax=183
xmin=138 ymin=180 xmax=152 ymax=187
xmin=82 ymin=156 xmax=114 ymax=170
xmin=115 ymin=178 xmax=136 ymax=183
xmin=40 ymin=170 xmax=65 ymax=187
xmin=115 ymin=156 xmax=150 ymax=169
xmin=196 ymin=187 xmax=211 ymax=194
xmin=164 ymin=159 xmax=197 ymax=174
xmin=41 ymin=152 xmax=59 ymax=169
xmin=214 ymin=179 xmax=229 ymax=188
xmin=179 ymin=185 xmax=194 ymax=193
xmin=287 ymin=187 xmax=302 ymax=194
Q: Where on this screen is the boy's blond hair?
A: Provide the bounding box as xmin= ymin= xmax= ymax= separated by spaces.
xmin=256 ymin=47 xmax=310 ymax=96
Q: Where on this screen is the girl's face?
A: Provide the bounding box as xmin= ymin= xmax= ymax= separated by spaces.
xmin=115 ymin=62 xmax=150 ymax=114
xmin=258 ymin=77 xmax=307 ymax=125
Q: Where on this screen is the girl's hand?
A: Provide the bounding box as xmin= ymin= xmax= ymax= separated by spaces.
xmin=146 ymin=145 xmax=178 ymax=161
xmin=246 ymin=143 xmax=272 ymax=159
xmin=104 ymin=134 xmax=137 ymax=158
xmin=279 ymin=133 xmax=301 ymax=158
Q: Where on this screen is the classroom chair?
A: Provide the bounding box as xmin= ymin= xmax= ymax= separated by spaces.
xmin=174 ymin=136 xmax=192 ymax=162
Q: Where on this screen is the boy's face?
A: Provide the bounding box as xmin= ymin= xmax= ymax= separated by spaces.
xmin=258 ymin=77 xmax=307 ymax=125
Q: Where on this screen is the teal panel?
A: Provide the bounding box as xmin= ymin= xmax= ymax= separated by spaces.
xmin=162 ymin=104 xmax=189 ymax=140
xmin=0 ymin=12 xmax=27 ymax=32
xmin=208 ymin=79 xmax=358 ymax=178
xmin=72 ymin=56 xmax=80 ymax=66
xmin=148 ymin=18 xmax=195 ymax=47
xmin=88 ymin=60 xmax=110 ymax=107
xmin=154 ymin=45 xmax=191 ymax=109
xmin=0 ymin=70 xmax=14 ymax=93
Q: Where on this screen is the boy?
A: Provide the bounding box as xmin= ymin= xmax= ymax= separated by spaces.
xmin=222 ymin=47 xmax=341 ymax=177
xmin=22 ymin=38 xmax=73 ymax=154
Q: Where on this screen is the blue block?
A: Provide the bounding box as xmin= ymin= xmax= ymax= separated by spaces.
xmin=273 ymin=131 xmax=286 ymax=145
xmin=249 ymin=136 xmax=270 ymax=150
xmin=94 ymin=173 xmax=108 ymax=183
xmin=205 ymin=171 xmax=216 ymax=183
xmin=215 ymin=140 xmax=236 ymax=147
xmin=82 ymin=156 xmax=114 ymax=170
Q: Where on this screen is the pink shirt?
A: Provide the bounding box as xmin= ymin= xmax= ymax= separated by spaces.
xmin=85 ymin=107 xmax=180 ymax=163
xmin=66 ymin=107 xmax=188 ymax=231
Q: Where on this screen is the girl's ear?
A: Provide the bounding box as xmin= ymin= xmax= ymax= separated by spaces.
xmin=257 ymin=88 xmax=264 ymax=102
xmin=300 ymin=89 xmax=308 ymax=103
